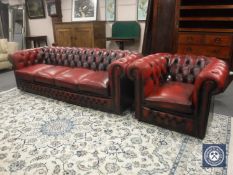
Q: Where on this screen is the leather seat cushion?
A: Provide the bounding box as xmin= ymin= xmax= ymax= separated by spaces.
xmin=78 ymin=71 xmax=109 ymax=97
xmin=144 ymin=81 xmax=194 ymax=114
xmin=15 ymin=64 xmax=54 ymax=81
xmin=55 ymin=68 xmax=94 ymax=91
xmin=34 ymin=66 xmax=70 ymax=85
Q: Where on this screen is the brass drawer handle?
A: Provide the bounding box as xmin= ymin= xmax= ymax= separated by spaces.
xmin=214 ymin=37 xmax=222 ymax=44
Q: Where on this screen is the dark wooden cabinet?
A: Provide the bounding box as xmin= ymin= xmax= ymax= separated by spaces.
xmin=142 ymin=0 xmax=176 ymax=55
xmin=54 ymin=22 xmax=106 ymax=48
xmin=175 ymin=0 xmax=233 ymax=70
xmin=177 ymin=33 xmax=233 ymax=59
xmin=143 ymin=0 xmax=233 ymax=70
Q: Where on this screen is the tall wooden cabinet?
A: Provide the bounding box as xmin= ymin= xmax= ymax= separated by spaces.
xmin=54 ymin=21 xmax=106 ymax=48
xmin=175 ymin=0 xmax=233 ymax=70
xmin=142 ymin=0 xmax=176 ymax=55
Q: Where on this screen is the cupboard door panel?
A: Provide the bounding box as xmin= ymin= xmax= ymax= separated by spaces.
xmin=94 ymin=24 xmax=105 ymax=39
xmin=73 ymin=27 xmax=93 ymax=47
xmin=55 ymin=28 xmax=72 ymax=47
xmin=94 ymin=39 xmax=106 ymax=48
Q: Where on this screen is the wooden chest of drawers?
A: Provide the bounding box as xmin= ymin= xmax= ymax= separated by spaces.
xmin=177 ymin=32 xmax=233 ymax=69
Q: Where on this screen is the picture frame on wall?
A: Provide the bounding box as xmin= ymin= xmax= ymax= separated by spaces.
xmin=46 ymin=0 xmax=57 ymax=16
xmin=0 ymin=17 xmax=3 ymax=38
xmin=72 ymin=0 xmax=97 ymax=21
xmin=105 ymin=0 xmax=116 ymax=21
xmin=137 ymin=0 xmax=148 ymax=21
xmin=25 ymin=0 xmax=45 ymax=19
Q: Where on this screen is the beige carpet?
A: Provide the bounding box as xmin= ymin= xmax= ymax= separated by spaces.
xmin=227 ymin=121 xmax=233 ymax=175
xmin=0 ymin=88 xmax=232 ymax=175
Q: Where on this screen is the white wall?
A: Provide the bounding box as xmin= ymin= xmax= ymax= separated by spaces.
xmin=107 ymin=0 xmax=145 ymax=52
xmin=61 ymin=0 xmax=145 ymax=52
xmin=7 ymin=0 xmax=146 ymax=52
xmin=6 ymin=0 xmax=54 ymax=46
xmin=62 ymin=0 xmax=105 ymax=22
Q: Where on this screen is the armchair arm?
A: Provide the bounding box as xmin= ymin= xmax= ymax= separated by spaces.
xmin=127 ymin=53 xmax=171 ymax=97
xmin=11 ymin=49 xmax=40 ymax=70
xmin=192 ymin=58 xmax=229 ymax=105
xmin=127 ymin=53 xmax=171 ymax=118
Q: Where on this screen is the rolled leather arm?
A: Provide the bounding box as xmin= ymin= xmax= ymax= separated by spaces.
xmin=193 ymin=58 xmax=229 ymax=104
xmin=107 ymin=53 xmax=141 ymax=114
xmin=127 ymin=53 xmax=171 ymax=97
xmin=127 ymin=53 xmax=170 ymax=80
xmin=108 ymin=53 xmax=142 ymax=79
xmin=11 ymin=49 xmax=40 ymax=70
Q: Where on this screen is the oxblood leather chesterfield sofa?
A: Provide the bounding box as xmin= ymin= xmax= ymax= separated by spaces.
xmin=127 ymin=53 xmax=229 ymax=139
xmin=11 ymin=47 xmax=141 ymax=114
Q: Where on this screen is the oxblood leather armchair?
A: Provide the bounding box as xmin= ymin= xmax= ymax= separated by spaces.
xmin=11 ymin=47 xmax=141 ymax=114
xmin=128 ymin=53 xmax=229 ymax=139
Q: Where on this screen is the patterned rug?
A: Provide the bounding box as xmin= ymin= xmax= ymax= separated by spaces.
xmin=0 ymin=88 xmax=231 ymax=175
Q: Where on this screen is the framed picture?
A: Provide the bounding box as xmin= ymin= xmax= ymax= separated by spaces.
xmin=46 ymin=0 xmax=57 ymax=16
xmin=25 ymin=0 xmax=45 ymax=19
xmin=72 ymin=0 xmax=97 ymax=21
xmin=105 ymin=0 xmax=116 ymax=21
xmin=137 ymin=0 xmax=148 ymax=21
xmin=0 ymin=17 xmax=3 ymax=38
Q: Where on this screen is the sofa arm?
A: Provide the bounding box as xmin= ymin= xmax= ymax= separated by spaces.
xmin=107 ymin=53 xmax=141 ymax=114
xmin=11 ymin=49 xmax=40 ymax=70
xmin=127 ymin=53 xmax=171 ymax=97
xmin=192 ymin=58 xmax=229 ymax=105
xmin=108 ymin=53 xmax=142 ymax=78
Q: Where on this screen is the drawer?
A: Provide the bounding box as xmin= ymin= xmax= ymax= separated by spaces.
xmin=178 ymin=45 xmax=202 ymax=55
xmin=178 ymin=34 xmax=204 ymax=44
xmin=204 ymin=46 xmax=231 ymax=59
xmin=177 ymin=45 xmax=231 ymax=59
xmin=204 ymin=35 xmax=232 ymax=46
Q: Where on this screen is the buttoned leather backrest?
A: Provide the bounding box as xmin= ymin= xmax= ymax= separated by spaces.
xmin=167 ymin=54 xmax=209 ymax=84
xmin=36 ymin=47 xmax=131 ymax=71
